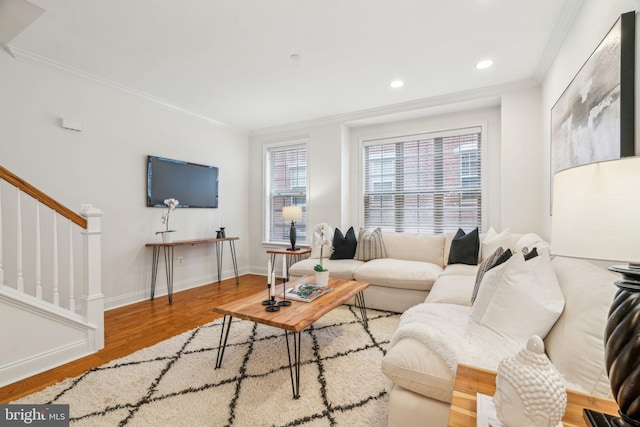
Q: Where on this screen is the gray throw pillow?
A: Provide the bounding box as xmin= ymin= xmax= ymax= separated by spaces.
xmin=471 ymin=247 xmax=505 ymax=304
xmin=355 ymin=228 xmax=387 ymax=261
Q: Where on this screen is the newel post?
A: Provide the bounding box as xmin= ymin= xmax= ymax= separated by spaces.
xmin=80 ymin=204 xmax=104 ymax=351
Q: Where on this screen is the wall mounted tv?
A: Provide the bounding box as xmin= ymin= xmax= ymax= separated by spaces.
xmin=147 ymin=155 xmax=219 ymax=208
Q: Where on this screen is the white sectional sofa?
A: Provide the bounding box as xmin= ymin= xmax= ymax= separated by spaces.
xmin=290 ymin=230 xmax=470 ymax=313
xmin=288 ymin=228 xmax=620 ymax=426
xmin=289 ymin=228 xmax=537 ymax=313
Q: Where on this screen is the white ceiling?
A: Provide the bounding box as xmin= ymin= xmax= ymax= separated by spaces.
xmin=4 ymin=0 xmax=583 ymax=131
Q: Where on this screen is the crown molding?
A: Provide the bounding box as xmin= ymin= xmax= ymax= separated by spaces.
xmin=251 ymin=79 xmax=539 ymax=136
xmin=7 ymin=45 xmax=247 ymax=133
xmin=533 ymin=0 xmax=585 ymax=82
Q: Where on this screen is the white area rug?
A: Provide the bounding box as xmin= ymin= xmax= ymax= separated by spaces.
xmin=15 ymin=305 xmax=400 ymax=426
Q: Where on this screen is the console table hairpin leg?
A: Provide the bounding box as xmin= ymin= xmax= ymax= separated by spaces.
xmin=215 ymin=239 xmax=239 ymax=285
xmin=150 ymin=246 xmax=175 ymax=304
xmin=147 ymin=237 xmax=240 ymax=305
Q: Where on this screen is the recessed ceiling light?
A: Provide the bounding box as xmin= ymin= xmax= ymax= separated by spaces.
xmin=390 ymin=80 xmax=404 ymax=88
xmin=476 ymin=59 xmax=494 ymax=70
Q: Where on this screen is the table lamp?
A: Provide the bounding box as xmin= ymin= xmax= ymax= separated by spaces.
xmin=552 ymin=156 xmax=640 ymax=427
xmin=282 ymin=206 xmax=302 ymax=250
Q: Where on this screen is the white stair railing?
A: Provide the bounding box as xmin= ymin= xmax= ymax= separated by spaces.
xmin=0 ymin=165 xmax=103 ymax=351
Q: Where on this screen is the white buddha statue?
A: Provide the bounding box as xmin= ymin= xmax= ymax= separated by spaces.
xmin=493 ymin=335 xmax=567 ymax=427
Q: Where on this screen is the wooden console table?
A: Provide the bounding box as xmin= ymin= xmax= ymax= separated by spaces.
xmin=145 ymin=237 xmax=239 ymax=304
xmin=448 ymin=364 xmax=619 ymax=427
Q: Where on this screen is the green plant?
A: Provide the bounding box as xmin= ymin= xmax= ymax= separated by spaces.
xmin=314 ymin=264 xmax=327 ymax=272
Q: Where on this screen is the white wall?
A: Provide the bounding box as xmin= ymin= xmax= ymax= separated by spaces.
xmin=541 ymin=0 xmax=640 ymax=237
xmin=0 ymin=49 xmax=250 ymax=309
xmin=501 ymin=87 xmax=545 ymax=234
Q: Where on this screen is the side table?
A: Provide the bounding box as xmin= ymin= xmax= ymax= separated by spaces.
xmin=266 ymin=247 xmax=311 ymax=280
xmin=448 ymin=364 xmax=619 ymax=427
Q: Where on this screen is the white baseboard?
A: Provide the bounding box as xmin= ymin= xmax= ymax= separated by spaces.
xmin=0 ymin=340 xmax=91 ymax=389
xmin=105 ymin=267 xmax=248 ymax=310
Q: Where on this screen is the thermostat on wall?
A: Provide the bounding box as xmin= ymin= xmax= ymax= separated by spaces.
xmin=61 ymin=118 xmax=83 ymax=132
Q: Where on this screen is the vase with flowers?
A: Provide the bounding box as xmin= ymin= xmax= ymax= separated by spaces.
xmin=313 ymin=224 xmax=333 ymax=286
xmin=156 ymin=198 xmax=179 ymax=243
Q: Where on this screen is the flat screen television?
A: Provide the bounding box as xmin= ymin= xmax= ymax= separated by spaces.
xmin=147 ymin=155 xmax=219 ymax=208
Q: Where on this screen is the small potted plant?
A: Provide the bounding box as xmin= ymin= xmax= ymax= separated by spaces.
xmin=313 ymin=224 xmax=333 ymax=286
xmin=156 ymin=198 xmax=179 ymax=243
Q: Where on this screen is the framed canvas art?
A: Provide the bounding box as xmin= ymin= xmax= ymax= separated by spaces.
xmin=551 ymin=11 xmax=635 ymax=177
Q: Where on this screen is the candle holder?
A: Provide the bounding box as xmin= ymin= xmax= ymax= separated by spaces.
xmin=278 ymin=277 xmax=292 ymax=307
xmin=263 ymin=282 xmax=280 ymax=312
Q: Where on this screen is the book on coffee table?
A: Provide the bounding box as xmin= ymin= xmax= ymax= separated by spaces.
xmin=281 ymin=283 xmax=333 ymax=302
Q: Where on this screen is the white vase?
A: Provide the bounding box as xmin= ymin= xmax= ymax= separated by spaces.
xmin=160 ymin=231 xmax=175 ymax=243
xmin=315 ymin=270 xmax=330 ymax=286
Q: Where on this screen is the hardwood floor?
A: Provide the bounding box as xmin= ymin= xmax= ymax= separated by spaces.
xmin=0 ymin=274 xmax=266 ymax=403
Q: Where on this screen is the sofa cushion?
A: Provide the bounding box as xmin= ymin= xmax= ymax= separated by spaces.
xmin=440 ymin=263 xmax=479 ymax=277
xmin=288 ymin=258 xmax=364 ymax=280
xmin=382 ymin=232 xmax=445 ymax=266
xmin=447 ymin=228 xmax=479 ymax=265
xmin=470 ymin=250 xmax=565 ymax=343
xmin=383 ymin=303 xmax=522 ymax=402
xmin=425 ymin=275 xmax=475 ymax=306
xmin=545 ymin=257 xmax=618 ymax=397
xmin=382 ymin=337 xmax=455 ymax=403
xmin=353 ymin=258 xmax=442 ymax=291
xmin=330 ymin=226 xmax=357 ymax=259
xmin=355 ymin=227 xmax=387 ymax=261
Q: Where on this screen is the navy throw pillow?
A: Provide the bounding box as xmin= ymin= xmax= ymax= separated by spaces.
xmin=448 ymin=227 xmax=480 ymax=265
xmin=330 ymin=227 xmax=357 ymax=259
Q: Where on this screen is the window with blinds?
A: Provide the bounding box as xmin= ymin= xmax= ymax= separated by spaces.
xmin=363 ymin=127 xmax=482 ymax=234
xmin=266 ymin=143 xmax=307 ymax=243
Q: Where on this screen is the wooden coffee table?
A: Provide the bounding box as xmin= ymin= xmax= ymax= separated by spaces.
xmin=448 ymin=364 xmax=619 ymax=426
xmin=213 ymin=276 xmax=369 ymax=399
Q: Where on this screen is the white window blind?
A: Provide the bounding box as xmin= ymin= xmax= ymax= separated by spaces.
xmin=363 ymin=127 xmax=482 ymax=234
xmin=266 ymin=144 xmax=307 ymax=243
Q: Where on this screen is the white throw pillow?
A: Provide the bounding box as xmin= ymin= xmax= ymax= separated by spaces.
xmin=481 ymin=227 xmax=512 ymax=262
xmin=470 ymin=250 xmax=565 ymax=343
xmin=514 ymin=232 xmax=549 ymax=253
xmin=544 ymin=256 xmax=618 ymax=397
xmin=310 ymin=223 xmax=334 ymax=259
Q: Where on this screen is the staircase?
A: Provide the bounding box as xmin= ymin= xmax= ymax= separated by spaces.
xmin=0 ymin=165 xmax=103 ymax=388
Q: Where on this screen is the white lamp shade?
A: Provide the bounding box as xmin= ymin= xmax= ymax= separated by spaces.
xmin=551 ymin=156 xmax=640 ymax=264
xmin=282 ymin=206 xmax=302 ymax=222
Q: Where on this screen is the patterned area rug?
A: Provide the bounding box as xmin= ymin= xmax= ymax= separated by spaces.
xmin=15 ymin=305 xmax=400 ymax=426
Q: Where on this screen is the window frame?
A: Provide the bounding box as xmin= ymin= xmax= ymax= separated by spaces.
xmin=358 ymin=124 xmax=488 ymax=234
xmin=263 ymin=140 xmax=309 ymax=245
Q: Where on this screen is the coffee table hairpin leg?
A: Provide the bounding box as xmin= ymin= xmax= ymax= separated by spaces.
xmin=215 ymin=315 xmax=233 ymax=369
xmin=355 ymin=291 xmax=368 ymax=329
xmin=284 ymin=330 xmax=302 ymax=399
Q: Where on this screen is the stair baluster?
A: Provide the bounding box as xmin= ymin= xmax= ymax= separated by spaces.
xmin=16 ymin=189 xmax=23 ymax=292
xmin=35 ymin=201 xmax=42 ymax=300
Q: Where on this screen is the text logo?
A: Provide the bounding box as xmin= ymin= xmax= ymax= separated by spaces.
xmin=0 ymin=405 xmax=69 ymax=426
